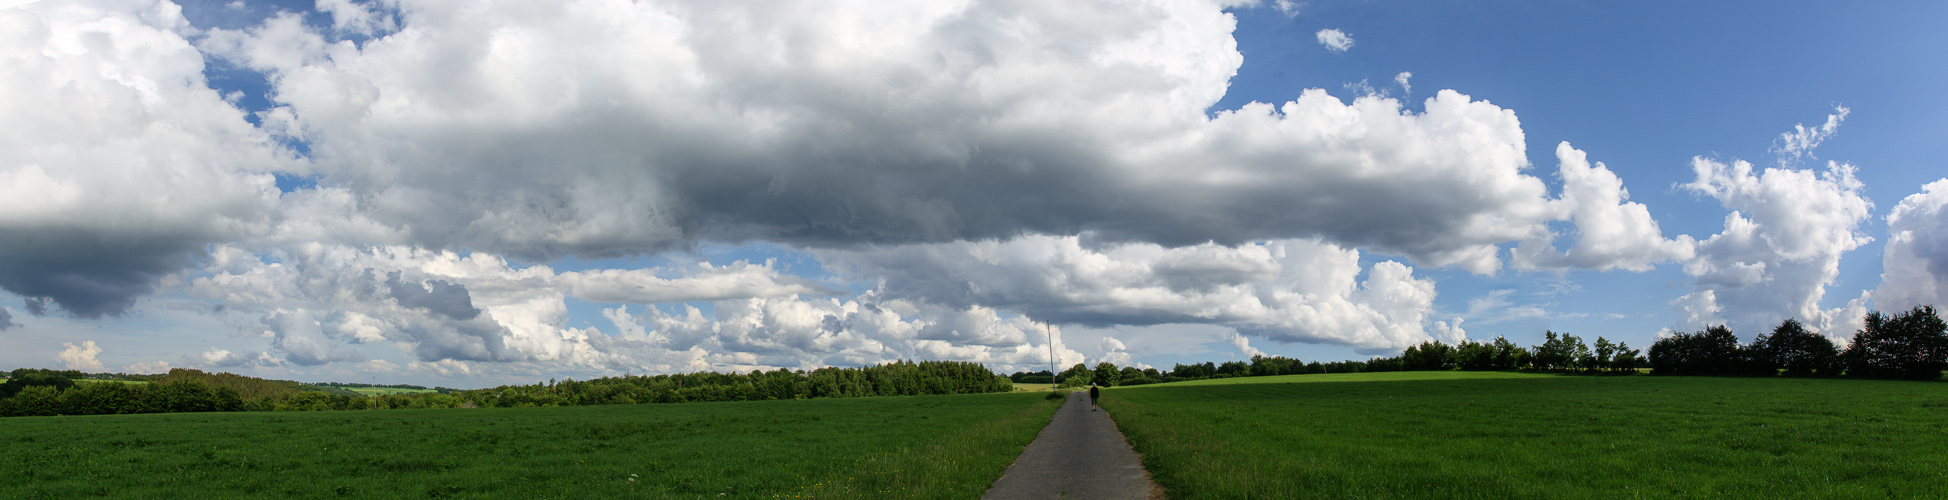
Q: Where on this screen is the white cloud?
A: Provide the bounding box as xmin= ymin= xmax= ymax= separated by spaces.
xmin=1316 ymin=28 xmax=1353 ymax=52
xmin=1675 ymin=150 xmax=1873 ymax=338
xmin=1515 ymin=142 xmax=1696 ymax=272
xmin=176 ymin=242 xmax=1100 ymax=375
xmin=1271 ymin=0 xmax=1300 ymax=16
xmin=123 ymin=360 xmax=170 ymax=374
xmin=1218 ymin=330 xmax=1264 ymax=358
xmin=57 ymin=340 xmax=104 ymax=371
xmin=315 ymin=0 xmax=395 ymax=36
xmin=819 ymin=235 xmax=1460 ymax=351
xmin=560 ymin=261 xmax=836 ymax=304
xmin=1875 ymin=178 xmax=1948 ymax=313
xmin=1772 ymin=105 xmax=1849 ymax=165
xmin=1394 ymin=71 xmax=1412 ymax=97
xmin=196 ymin=347 xmax=254 ymax=367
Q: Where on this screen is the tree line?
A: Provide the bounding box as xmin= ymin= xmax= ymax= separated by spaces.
xmin=0 ymin=360 xmax=1012 ymax=417
xmin=1013 ymin=305 xmax=1946 ymax=388
xmin=1649 ymin=306 xmax=1947 ymax=379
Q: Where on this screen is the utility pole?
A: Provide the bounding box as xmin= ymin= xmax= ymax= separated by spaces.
xmin=1046 ymin=321 xmax=1056 ymax=387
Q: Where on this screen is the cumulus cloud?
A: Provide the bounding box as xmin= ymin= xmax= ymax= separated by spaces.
xmin=819 ymin=235 xmax=1460 ymax=351
xmin=1672 ymin=109 xmax=1873 ymax=338
xmin=57 ymin=339 xmax=104 ymax=371
xmin=1394 ymin=71 xmax=1412 ymax=97
xmin=1516 ymin=142 xmax=1696 ymax=271
xmin=194 ymin=347 xmax=254 ymax=367
xmin=1316 ymin=28 xmax=1353 ymax=52
xmin=123 ymin=360 xmax=170 ymax=374
xmin=267 ymin=310 xmax=366 ymax=365
xmin=1875 ymin=179 xmax=1948 ymax=312
xmin=0 ymin=0 xmax=291 ymax=318
xmin=193 ymin=0 xmax=1563 ymax=277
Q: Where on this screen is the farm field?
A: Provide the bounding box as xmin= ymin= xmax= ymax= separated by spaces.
xmin=1010 ymin=383 xmax=1056 ymax=392
xmin=1103 ymin=372 xmax=1948 ymax=499
xmin=2 ymin=391 xmax=1057 ymax=499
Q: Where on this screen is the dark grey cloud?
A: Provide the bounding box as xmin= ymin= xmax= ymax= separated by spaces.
xmin=0 ymin=231 xmax=205 ymax=319
xmin=0 ymin=306 xmax=16 ymax=331
xmin=385 ymin=273 xmax=482 ymax=320
xmin=399 ymin=317 xmax=528 ymax=363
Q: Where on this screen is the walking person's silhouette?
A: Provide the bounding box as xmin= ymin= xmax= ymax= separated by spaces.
xmin=1089 ymin=384 xmax=1099 ymax=411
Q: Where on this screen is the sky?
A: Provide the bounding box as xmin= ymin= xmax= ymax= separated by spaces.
xmin=2 ymin=0 xmax=1945 ymax=388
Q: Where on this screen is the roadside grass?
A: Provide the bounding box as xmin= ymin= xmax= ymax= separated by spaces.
xmin=794 ymin=394 xmax=1060 ymax=499
xmin=2 ymin=392 xmax=1056 ymax=499
xmin=1102 ymin=372 xmax=1948 ymax=499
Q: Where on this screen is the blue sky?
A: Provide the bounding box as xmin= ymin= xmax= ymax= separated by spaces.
xmin=2 ymin=0 xmax=1945 ymax=387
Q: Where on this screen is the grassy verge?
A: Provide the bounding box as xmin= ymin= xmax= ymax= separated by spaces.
xmin=1102 ymin=372 xmax=1948 ymax=499
xmin=2 ymin=392 xmax=1052 ymax=499
xmin=793 ymin=394 xmax=1061 ymax=498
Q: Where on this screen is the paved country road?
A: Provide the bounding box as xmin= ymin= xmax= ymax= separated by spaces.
xmin=982 ymin=391 xmax=1163 ymax=500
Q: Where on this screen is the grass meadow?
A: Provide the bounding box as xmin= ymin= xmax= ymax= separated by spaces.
xmin=1103 ymin=371 xmax=1948 ymax=499
xmin=2 ymin=391 xmax=1057 ymax=499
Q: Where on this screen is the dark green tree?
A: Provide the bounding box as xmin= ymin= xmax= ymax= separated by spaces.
xmin=0 ymin=372 xmax=76 ymax=399
xmin=1058 ymin=363 xmax=1093 ymax=387
xmin=1752 ymin=318 xmax=1841 ymax=376
xmin=1454 ymin=340 xmax=1497 ymax=371
xmin=1491 ymin=336 xmax=1529 ymax=370
xmin=1399 ymin=340 xmax=1456 ymax=371
xmin=1092 ymin=362 xmax=1122 ymax=387
xmin=1648 ymin=325 xmax=1742 ymax=375
xmin=1844 ymin=306 xmax=1948 ymax=380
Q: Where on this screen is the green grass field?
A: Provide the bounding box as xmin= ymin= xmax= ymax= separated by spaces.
xmin=1009 ymin=383 xmax=1056 ymax=392
xmin=2 ymin=392 xmax=1057 ymax=499
xmin=1103 ymin=371 xmax=1948 ymax=499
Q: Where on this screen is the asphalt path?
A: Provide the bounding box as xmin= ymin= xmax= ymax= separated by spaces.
xmin=981 ymin=391 xmax=1162 ymax=500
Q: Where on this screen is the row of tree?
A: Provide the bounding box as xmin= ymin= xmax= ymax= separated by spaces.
xmin=0 ymin=360 xmax=1013 ymax=417
xmin=0 ymin=379 xmax=246 ymax=417
xmin=1044 ymin=305 xmax=1945 ymax=387
xmin=1650 ymin=306 xmax=1947 ymax=379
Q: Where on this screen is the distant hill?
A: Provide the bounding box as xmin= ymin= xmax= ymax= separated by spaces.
xmin=157 ymin=369 xmax=362 ymax=400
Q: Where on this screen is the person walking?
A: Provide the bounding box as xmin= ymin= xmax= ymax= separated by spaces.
xmin=1088 ymin=384 xmax=1100 ymax=411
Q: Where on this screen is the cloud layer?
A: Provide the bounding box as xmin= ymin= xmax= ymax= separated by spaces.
xmin=2 ymin=0 xmax=1930 ymax=380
